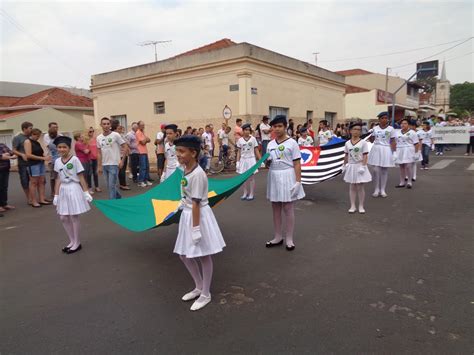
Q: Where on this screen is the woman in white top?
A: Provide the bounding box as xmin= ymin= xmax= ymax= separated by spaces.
xmin=343 ymin=123 xmax=372 ymax=213
xmin=394 ymin=118 xmax=420 ymax=189
xmin=265 ymin=115 xmax=305 ymax=251
xmin=368 ymin=112 xmax=396 ymax=198
xmin=173 ymin=135 xmax=225 ymax=311
xmin=236 ymin=123 xmax=261 ymax=200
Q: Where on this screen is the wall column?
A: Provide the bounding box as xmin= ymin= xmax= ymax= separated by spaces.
xmin=237 ymin=71 xmax=252 ymax=117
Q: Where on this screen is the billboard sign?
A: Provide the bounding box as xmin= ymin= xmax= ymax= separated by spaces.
xmin=416 ymin=60 xmax=439 ymax=79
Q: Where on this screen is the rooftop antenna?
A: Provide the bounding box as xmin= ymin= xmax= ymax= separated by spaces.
xmin=138 ymin=40 xmax=172 ymax=62
xmin=312 ymin=52 xmax=320 ymax=66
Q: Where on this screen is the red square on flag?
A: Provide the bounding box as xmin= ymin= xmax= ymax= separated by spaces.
xmin=300 ymin=146 xmax=321 ymax=167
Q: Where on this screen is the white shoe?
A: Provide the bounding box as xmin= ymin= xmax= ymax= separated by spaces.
xmin=182 ymin=289 xmax=201 ymax=302
xmin=372 ymin=192 xmax=380 ymax=198
xmin=190 ymin=294 xmax=211 ymax=311
xmin=359 ymin=207 xmax=366 ymax=214
xmin=348 ymin=207 xmax=356 ymax=214
xmin=439 ymin=152 xmax=444 ymax=156
xmin=146 ymin=181 xmax=153 ymax=186
xmin=138 ymin=182 xmax=147 ymax=187
xmin=380 ymin=192 xmax=387 ymax=198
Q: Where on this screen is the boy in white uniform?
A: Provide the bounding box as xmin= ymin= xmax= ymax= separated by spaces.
xmin=417 ymin=121 xmax=433 ymax=170
xmin=162 ymin=124 xmax=181 ymax=181
xmin=317 ymin=120 xmax=334 ymax=146
xmin=297 ymin=127 xmax=314 ymax=147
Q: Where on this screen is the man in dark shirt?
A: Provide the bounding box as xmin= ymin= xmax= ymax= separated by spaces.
xmin=12 ymin=121 xmax=33 ymax=204
xmin=0 ymin=142 xmax=17 ymax=215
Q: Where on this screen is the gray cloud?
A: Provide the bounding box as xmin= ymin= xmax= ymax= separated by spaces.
xmin=1 ymin=0 xmax=472 ymax=89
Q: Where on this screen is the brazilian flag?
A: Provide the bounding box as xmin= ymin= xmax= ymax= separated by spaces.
xmin=93 ymin=154 xmax=268 ymax=232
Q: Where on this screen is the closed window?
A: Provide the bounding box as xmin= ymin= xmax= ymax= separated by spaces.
xmin=111 ymin=114 xmax=127 ymax=129
xmin=229 ymin=84 xmax=239 ymax=92
xmin=269 ymin=106 xmax=289 ymax=119
xmin=154 ymin=101 xmax=165 ymax=114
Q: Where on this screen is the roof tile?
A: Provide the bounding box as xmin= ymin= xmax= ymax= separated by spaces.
xmin=335 ymin=69 xmax=373 ymax=76
xmin=9 ymin=88 xmax=92 ymax=108
xmin=173 ymin=38 xmax=237 ymax=58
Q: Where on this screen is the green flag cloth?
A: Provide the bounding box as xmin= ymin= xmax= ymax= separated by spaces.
xmin=93 ymin=154 xmax=269 ymax=232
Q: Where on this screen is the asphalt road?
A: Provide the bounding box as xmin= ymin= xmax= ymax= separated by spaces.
xmin=1 ymin=147 xmax=473 ymax=354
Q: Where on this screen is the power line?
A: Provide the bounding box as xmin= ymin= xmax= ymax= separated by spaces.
xmin=319 ymin=38 xmax=471 ymax=63
xmin=0 ymin=9 xmax=87 ymax=83
xmin=390 ymin=37 xmax=473 ymax=69
xmin=445 ymin=51 xmax=473 ymax=63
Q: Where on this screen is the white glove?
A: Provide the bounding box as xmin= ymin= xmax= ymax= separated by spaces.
xmin=392 ymin=151 xmax=398 ymax=163
xmin=53 ymin=195 xmax=59 ymax=206
xmin=290 ymin=182 xmax=303 ymax=199
xmin=236 ymin=161 xmax=240 ymax=171
xmin=83 ymin=191 xmax=93 ymax=203
xmin=192 ymin=226 xmax=202 ymax=245
xmin=431 ymin=144 xmax=435 ymax=151
xmin=358 ymin=166 xmax=366 ymax=174
xmin=160 ymin=174 xmax=165 ymax=183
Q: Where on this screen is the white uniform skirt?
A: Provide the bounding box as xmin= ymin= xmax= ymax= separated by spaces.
xmin=368 ymin=145 xmax=394 ymax=167
xmin=396 ymin=146 xmax=416 ymax=164
xmin=237 ymin=156 xmax=257 ymax=174
xmin=267 ymin=168 xmax=305 ymax=202
xmin=174 ymin=205 xmax=226 ymax=258
xmin=343 ymin=163 xmax=372 ymax=184
xmin=57 ymin=182 xmax=90 ymax=216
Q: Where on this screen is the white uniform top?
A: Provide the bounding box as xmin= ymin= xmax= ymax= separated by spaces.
xmin=96 ymin=132 xmax=125 ymax=166
xmin=237 ymin=136 xmax=258 ymax=159
xmin=417 ymin=129 xmax=433 ymax=146
xmin=165 ymin=142 xmax=179 ymax=169
xmin=218 ymin=130 xmax=229 ymax=146
xmin=201 ymin=132 xmax=213 ymax=150
xmin=267 ymin=137 xmax=301 ymax=170
xmin=260 ymin=122 xmax=271 ymax=141
xmin=318 ymin=129 xmax=333 ymax=146
xmin=371 ymin=125 xmax=396 ymax=146
xmin=180 ymin=165 xmax=208 ymax=208
xmin=298 ymin=136 xmax=314 ymax=147
xmin=54 ymin=156 xmax=84 ymax=183
xmin=395 ymin=129 xmax=419 ymax=148
xmin=344 ymin=139 xmax=369 ymax=164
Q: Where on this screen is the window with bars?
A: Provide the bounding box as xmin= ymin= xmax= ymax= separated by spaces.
xmin=154 ymin=101 xmax=165 ymax=114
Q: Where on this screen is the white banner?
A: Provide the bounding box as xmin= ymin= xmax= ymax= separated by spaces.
xmin=432 ymin=126 xmax=470 ymax=144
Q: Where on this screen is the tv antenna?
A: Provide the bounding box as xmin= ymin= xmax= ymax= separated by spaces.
xmin=138 ymin=40 xmax=172 ymax=62
xmin=312 ymin=52 xmax=320 ymax=66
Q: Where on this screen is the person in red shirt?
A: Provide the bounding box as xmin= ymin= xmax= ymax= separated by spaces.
xmin=86 ymin=127 xmax=101 ymax=193
xmin=74 ymin=132 xmax=92 ymax=193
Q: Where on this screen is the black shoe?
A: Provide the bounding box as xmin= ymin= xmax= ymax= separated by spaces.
xmin=395 ymin=184 xmax=405 ymax=188
xmin=62 ymin=246 xmax=70 ymax=253
xmin=286 ymin=245 xmax=295 ymax=251
xmin=412 ymin=178 xmax=416 ymax=182
xmin=147 ymin=179 xmax=155 ymax=182
xmin=266 ymin=240 xmax=283 ymax=248
xmin=406 ymin=184 xmax=412 ymax=189
xmin=66 ymin=245 xmax=82 ymax=254
xmin=405 ymin=177 xmax=408 ymax=181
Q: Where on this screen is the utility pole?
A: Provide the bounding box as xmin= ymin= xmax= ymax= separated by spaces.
xmin=312 ymin=52 xmax=320 ymax=66
xmin=138 ymin=40 xmax=172 ymax=62
xmin=384 ymin=67 xmax=390 ymax=104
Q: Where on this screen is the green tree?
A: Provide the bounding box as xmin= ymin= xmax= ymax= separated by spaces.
xmin=415 ymin=76 xmax=438 ymax=93
xmin=450 ymin=82 xmax=474 ymax=115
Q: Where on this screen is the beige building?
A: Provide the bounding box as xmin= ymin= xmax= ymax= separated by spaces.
xmin=91 ymin=39 xmax=346 ymax=141
xmin=337 ymin=69 xmax=421 ymax=122
xmin=0 ymin=87 xmax=93 ymax=148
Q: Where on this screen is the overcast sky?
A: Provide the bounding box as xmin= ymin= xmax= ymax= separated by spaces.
xmin=1 ymin=0 xmax=472 ymax=90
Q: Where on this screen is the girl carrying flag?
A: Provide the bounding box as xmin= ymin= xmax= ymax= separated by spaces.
xmin=265 ymin=115 xmax=305 ymax=251
xmin=236 ymin=123 xmax=261 ymax=200
xmin=173 ymin=135 xmax=226 ymax=311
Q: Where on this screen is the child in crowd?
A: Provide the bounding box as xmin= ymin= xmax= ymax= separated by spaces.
xmin=394 ymin=118 xmax=420 ymax=189
xmin=317 ymin=120 xmax=334 ymax=146
xmin=368 ymin=112 xmax=396 ymax=198
xmin=236 ymin=123 xmax=261 ymax=200
xmin=297 ymin=127 xmax=314 ymax=147
xmin=265 ymin=115 xmax=305 ymax=251
xmin=162 ymin=124 xmax=180 ymax=181
xmin=173 ymin=135 xmax=226 ymax=311
xmin=343 ymin=123 xmax=372 ymax=213
xmin=417 ymin=121 xmax=433 ymax=170
xmin=53 ymin=136 xmax=93 ymax=254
